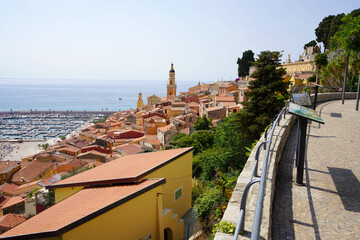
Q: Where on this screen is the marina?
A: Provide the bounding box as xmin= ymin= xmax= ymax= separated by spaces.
xmin=0 ymin=112 xmax=109 ymax=140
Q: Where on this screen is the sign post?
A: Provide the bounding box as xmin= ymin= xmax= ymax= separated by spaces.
xmin=288 ymin=103 xmax=325 ymax=185
xmin=309 ymin=83 xmax=323 ymax=110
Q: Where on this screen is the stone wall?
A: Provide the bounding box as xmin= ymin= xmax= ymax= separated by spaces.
xmin=214 ymin=92 xmax=358 ymax=240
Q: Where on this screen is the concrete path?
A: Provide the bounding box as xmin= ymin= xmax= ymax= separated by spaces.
xmin=272 ymin=100 xmax=360 ymax=239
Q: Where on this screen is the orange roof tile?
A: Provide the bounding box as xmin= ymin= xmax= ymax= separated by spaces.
xmin=1 ymin=196 xmax=25 ymax=210
xmin=157 ymin=124 xmax=176 ymax=133
xmin=0 ymin=162 xmax=21 ymax=174
xmin=216 ymin=96 xmax=235 ymax=102
xmin=0 ymin=214 xmax=26 ymax=229
xmin=116 ymin=144 xmax=144 ymax=155
xmin=0 ymin=183 xmax=19 ymax=196
xmin=48 ymin=148 xmax=192 ymax=189
xmin=15 ymin=180 xmax=42 ymax=191
xmin=0 ymin=196 xmax=11 ymax=209
xmin=205 ymin=106 xmax=224 ymax=112
xmin=9 ymin=162 xmax=54 ymax=183
xmin=0 ymin=179 xmax=165 ymax=239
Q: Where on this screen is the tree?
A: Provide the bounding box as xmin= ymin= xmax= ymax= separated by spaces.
xmin=237 ymin=50 xmax=255 ymax=78
xmin=315 ymin=15 xmax=336 ymax=50
xmin=191 ymin=130 xmax=214 ymax=151
xmin=243 ymin=51 xmax=289 ymax=140
xmin=304 ymin=40 xmax=317 ymax=49
xmin=193 ymin=115 xmax=213 ymax=131
xmin=331 ymin=14 xmax=360 ymax=54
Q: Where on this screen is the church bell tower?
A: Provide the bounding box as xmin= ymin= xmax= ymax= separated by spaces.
xmin=137 ymin=92 xmax=143 ymax=109
xmin=167 ymin=63 xmax=177 ymax=100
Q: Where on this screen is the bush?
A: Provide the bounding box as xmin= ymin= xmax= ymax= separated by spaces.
xmin=194 ymin=187 xmax=225 ymax=223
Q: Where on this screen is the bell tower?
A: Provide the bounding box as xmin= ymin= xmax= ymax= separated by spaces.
xmin=137 ymin=92 xmax=143 ymax=109
xmin=167 ymin=63 xmax=177 ymax=100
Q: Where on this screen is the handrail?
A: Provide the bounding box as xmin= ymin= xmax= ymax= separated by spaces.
xmin=233 ymin=104 xmax=289 ymax=240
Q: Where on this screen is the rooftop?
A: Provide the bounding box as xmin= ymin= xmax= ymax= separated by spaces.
xmin=48 ymin=148 xmax=192 ymax=189
xmin=0 ymin=179 xmax=165 ymax=239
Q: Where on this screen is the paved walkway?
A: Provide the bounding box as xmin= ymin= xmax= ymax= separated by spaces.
xmin=272 ymin=100 xmax=360 ymax=239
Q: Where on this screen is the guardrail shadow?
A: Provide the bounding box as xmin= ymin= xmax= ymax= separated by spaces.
xmin=328 ymin=167 xmax=360 ymax=212
xmin=271 ymin=126 xmax=296 ymax=240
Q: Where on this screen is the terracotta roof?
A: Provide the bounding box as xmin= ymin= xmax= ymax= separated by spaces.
xmin=1 ymin=196 xmax=25 ymax=210
xmin=77 ymin=150 xmax=108 ymax=158
xmin=15 ymin=180 xmax=42 ymax=191
xmin=0 ymin=162 xmax=21 ymax=174
xmin=0 ymin=214 xmax=26 ymax=229
xmin=9 ymin=162 xmax=54 ymax=183
xmin=205 ymin=106 xmax=224 ymax=112
xmin=116 ymin=144 xmax=144 ymax=155
xmin=0 ymin=196 xmax=11 ymax=209
xmin=220 ymin=102 xmax=236 ymax=107
xmin=0 ymin=183 xmax=19 ymax=196
xmin=0 ymin=179 xmax=165 ymax=239
xmin=188 ymin=102 xmax=199 ymax=107
xmin=157 ymin=124 xmax=176 ymax=133
xmin=48 ymin=148 xmax=192 ymax=189
xmin=219 ymin=83 xmax=237 ymax=88
xmin=144 ymin=135 xmax=161 ymax=146
xmin=216 ymin=96 xmax=235 ymax=102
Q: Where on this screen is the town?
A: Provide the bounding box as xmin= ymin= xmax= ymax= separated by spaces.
xmin=0 ymin=43 xmax=324 ymax=239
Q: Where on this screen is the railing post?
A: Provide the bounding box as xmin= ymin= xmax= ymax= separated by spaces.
xmin=254 ymin=141 xmax=267 ymax=178
xmin=342 ymin=53 xmax=349 ymax=104
xmin=233 ymin=179 xmax=261 ymax=240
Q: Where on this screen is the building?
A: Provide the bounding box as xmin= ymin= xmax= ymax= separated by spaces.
xmin=167 ymin=63 xmax=177 ymax=100
xmin=137 ymin=92 xmax=143 ymax=110
xmin=147 ymin=94 xmax=161 ymax=107
xmin=0 ymin=148 xmax=193 ymax=240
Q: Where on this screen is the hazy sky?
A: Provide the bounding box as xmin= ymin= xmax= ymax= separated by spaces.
xmin=0 ymin=0 xmax=358 ymax=82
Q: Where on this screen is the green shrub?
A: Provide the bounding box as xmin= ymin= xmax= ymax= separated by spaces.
xmin=194 ymin=187 xmax=225 ymax=223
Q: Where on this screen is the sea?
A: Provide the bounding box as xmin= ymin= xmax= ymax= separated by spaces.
xmin=0 ymin=78 xmax=200 ymax=112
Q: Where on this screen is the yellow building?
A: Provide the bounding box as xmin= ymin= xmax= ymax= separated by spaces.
xmin=281 ymin=61 xmax=315 ymax=75
xmin=137 ymin=92 xmax=143 ymax=110
xmin=0 ymin=148 xmax=193 ymax=240
xmin=167 ymin=63 xmax=177 ymax=100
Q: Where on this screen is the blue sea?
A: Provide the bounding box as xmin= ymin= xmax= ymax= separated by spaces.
xmin=0 ymin=78 xmax=199 ymax=112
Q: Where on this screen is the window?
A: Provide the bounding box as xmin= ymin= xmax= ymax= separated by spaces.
xmin=174 ymin=186 xmax=183 ymax=201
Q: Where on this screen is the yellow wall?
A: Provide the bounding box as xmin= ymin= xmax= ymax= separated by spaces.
xmin=54 ymin=186 xmax=84 ymax=203
xmin=62 ymin=185 xmax=162 ymax=240
xmin=142 ymin=151 xmax=192 ymax=218
xmin=282 ymin=61 xmax=315 ymax=74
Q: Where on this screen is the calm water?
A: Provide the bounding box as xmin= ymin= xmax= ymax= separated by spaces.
xmin=0 ymin=78 xmax=199 ymax=111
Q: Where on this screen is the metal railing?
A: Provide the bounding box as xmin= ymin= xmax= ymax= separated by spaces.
xmin=233 ymin=104 xmax=289 ymax=240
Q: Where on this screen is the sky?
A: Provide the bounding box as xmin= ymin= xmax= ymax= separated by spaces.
xmin=0 ymin=0 xmax=358 ymax=82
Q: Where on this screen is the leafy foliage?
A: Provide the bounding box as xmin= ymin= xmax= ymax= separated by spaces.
xmin=331 ymin=14 xmax=360 ymax=53
xmin=308 ymin=73 xmax=316 ymax=83
xmin=193 ymin=187 xmax=226 ymax=223
xmin=212 ymin=221 xmax=236 ymax=235
xmin=237 ymin=50 xmax=255 ymax=77
xmin=315 ymin=8 xmax=360 ymax=50
xmin=244 ymin=51 xmax=289 ymax=140
xmin=190 ymin=130 xmax=214 ymax=151
xmin=304 ymin=40 xmax=317 ymax=49
xmin=193 ymin=115 xmax=213 ymax=131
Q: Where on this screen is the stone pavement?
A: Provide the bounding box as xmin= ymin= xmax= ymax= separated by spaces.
xmin=272 ymin=100 xmax=360 ymax=239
